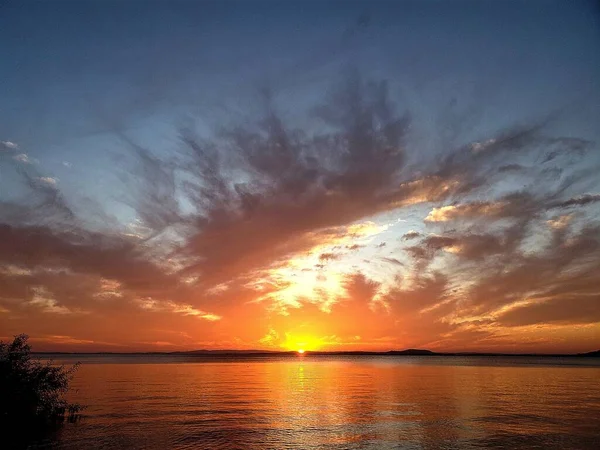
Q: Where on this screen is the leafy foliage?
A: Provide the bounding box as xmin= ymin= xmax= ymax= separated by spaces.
xmin=0 ymin=334 xmax=82 ymax=425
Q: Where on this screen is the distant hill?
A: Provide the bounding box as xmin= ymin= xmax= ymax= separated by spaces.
xmin=578 ymin=350 xmax=600 ymax=357
xmin=387 ymin=349 xmax=437 ymax=356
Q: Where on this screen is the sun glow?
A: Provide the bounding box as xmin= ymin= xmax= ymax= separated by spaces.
xmin=251 ymin=220 xmax=393 ymax=314
xmin=282 ymin=334 xmax=325 ymax=352
xmin=297 ymin=349 xmax=305 ymax=354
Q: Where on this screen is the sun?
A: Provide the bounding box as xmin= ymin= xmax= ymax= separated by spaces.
xmin=283 ymin=334 xmax=322 ymax=352
xmin=297 ymin=349 xmax=305 ymax=354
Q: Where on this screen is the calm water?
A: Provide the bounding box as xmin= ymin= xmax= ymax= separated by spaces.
xmin=28 ymin=356 xmax=600 ymax=449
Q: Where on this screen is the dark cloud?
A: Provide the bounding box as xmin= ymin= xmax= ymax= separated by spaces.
xmin=319 ymin=252 xmax=340 ymax=262
xmin=424 ymin=192 xmax=540 ymax=223
xmin=343 ymin=273 xmax=379 ymax=304
xmin=548 ymin=193 xmax=600 ymax=209
xmin=130 ymin=77 xmax=586 ymax=290
xmin=407 ymin=232 xmax=506 ymax=263
xmin=497 ymin=164 xmax=525 ymax=173
xmin=401 ymin=231 xmax=420 ymax=241
xmin=0 ymin=225 xmax=176 ymax=293
xmin=497 ymin=295 xmax=600 ymax=327
xmin=0 ymin=151 xmax=75 ymax=227
xmin=346 ymin=244 xmax=363 ymax=250
xmin=380 ymin=257 xmax=404 ymax=267
xmin=458 ymin=224 xmax=600 ymax=323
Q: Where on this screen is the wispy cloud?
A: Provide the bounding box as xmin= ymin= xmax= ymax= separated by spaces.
xmin=29 ymin=287 xmax=73 ymax=315
xmin=135 ymin=298 xmax=221 ymax=321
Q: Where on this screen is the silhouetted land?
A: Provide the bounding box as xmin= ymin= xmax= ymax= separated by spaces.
xmin=33 ymin=348 xmax=600 ymax=357
xmin=1 ymin=335 xmax=82 ymax=449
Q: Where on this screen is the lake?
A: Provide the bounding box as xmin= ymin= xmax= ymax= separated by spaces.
xmin=26 ymin=355 xmax=600 ymax=449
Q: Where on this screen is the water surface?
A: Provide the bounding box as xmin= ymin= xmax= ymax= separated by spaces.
xmin=30 ymin=356 xmax=600 ymax=449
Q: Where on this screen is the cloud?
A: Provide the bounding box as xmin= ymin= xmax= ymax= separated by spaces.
xmin=38 ymin=177 xmax=58 ymax=186
xmin=547 ymin=214 xmax=572 ymax=230
xmin=454 ymin=224 xmax=600 ymax=326
xmin=470 ymin=138 xmax=497 ymax=154
xmin=171 ymin=304 xmax=221 ymax=321
xmin=408 ymin=233 xmax=506 ymax=262
xmin=94 ymin=278 xmax=124 ymax=299
xmin=0 ymin=224 xmax=180 ymax=293
xmin=141 ymin=87 xmax=570 ymax=306
xmin=318 ymin=252 xmax=340 ymax=262
xmin=135 ymin=298 xmax=221 ymax=321
xmin=425 ymin=203 xmax=502 ymax=222
xmin=1 ymin=140 xmax=19 ymax=150
xmin=346 ymin=244 xmax=363 ymax=250
xmin=495 ymin=294 xmax=600 ymax=327
xmin=424 ymin=193 xmax=536 ymax=222
xmin=344 ymin=272 xmax=380 ymax=304
xmin=549 ymin=193 xmax=600 ymax=209
xmin=13 ymin=154 xmax=32 ymax=164
xmin=401 ymin=230 xmax=421 ymax=241
xmin=498 ymin=164 xmax=524 ymax=173
xmin=259 ymin=328 xmax=280 ymax=346
xmin=29 ymin=287 xmax=73 ymax=314
xmin=380 ymin=257 xmax=404 ymax=267
xmin=35 ymin=335 xmax=96 ymax=345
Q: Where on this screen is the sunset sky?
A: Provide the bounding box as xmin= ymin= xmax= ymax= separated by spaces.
xmin=1 ymin=0 xmax=599 ymax=353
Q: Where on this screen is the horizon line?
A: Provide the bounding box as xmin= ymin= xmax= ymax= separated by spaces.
xmin=32 ymin=348 xmax=600 ymax=357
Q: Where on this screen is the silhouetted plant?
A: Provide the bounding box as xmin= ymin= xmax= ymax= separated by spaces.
xmin=0 ymin=334 xmax=83 ymax=426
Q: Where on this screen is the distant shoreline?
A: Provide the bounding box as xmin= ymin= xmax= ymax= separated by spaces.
xmin=32 ymin=349 xmax=600 ymax=357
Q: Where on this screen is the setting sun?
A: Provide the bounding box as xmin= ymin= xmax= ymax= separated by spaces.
xmin=280 ymin=334 xmax=325 ymax=352
xmin=297 ymin=349 xmax=305 ymax=354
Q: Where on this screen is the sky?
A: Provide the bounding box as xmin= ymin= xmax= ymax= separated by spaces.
xmin=1 ymin=0 xmax=599 ymax=353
